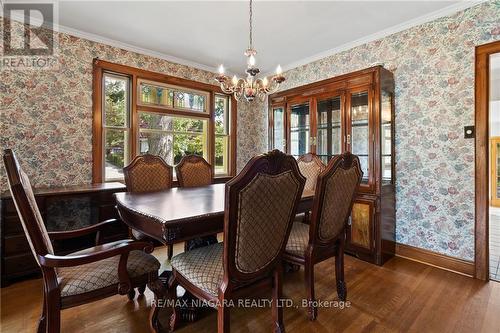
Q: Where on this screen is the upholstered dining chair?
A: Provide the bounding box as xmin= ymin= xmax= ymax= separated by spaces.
xmin=169 ymin=150 xmax=306 ymax=333
xmin=297 ymin=153 xmax=326 ymax=223
xmin=284 ymin=152 xmax=362 ymax=320
xmin=175 ymin=154 xmax=213 ymax=187
xmin=123 ymin=154 xmax=175 ymax=264
xmin=3 ymin=149 xmax=164 ymax=333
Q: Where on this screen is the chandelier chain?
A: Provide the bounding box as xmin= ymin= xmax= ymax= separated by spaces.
xmin=249 ymin=0 xmax=253 ymax=49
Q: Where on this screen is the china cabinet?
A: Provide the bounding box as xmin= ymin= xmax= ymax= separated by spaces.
xmin=268 ymin=66 xmax=395 ymax=265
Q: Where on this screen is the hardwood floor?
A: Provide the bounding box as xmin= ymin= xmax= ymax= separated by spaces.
xmin=2 ymin=243 xmax=500 ymax=333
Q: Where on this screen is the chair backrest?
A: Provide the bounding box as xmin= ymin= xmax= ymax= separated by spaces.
xmin=3 ymin=149 xmax=54 ymax=265
xmin=123 ymin=154 xmax=173 ymax=192
xmin=223 ymin=150 xmax=305 ymax=283
xmin=297 ymin=153 xmax=325 ymax=192
xmin=309 ymin=152 xmax=362 ymax=244
xmin=175 ymin=154 xmax=212 ymax=187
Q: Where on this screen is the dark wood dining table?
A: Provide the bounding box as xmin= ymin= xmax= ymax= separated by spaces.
xmin=114 ymin=183 xmax=315 ymax=247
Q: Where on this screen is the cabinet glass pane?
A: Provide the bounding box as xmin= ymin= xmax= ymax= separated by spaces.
xmin=351 ymin=202 xmax=371 ymax=249
xmin=351 ymin=92 xmax=369 ymax=183
xmin=381 ymin=91 xmax=393 ymax=184
xmin=273 ymin=107 xmax=285 ymax=151
xmin=317 ymin=96 xmax=341 ymax=164
xmin=290 ymin=103 xmax=310 ymax=158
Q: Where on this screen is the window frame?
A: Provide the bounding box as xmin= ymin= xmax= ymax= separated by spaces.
xmin=92 ymin=59 xmax=237 ymax=183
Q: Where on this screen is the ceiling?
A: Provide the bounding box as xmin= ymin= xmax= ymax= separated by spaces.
xmin=50 ymin=1 xmax=478 ymax=75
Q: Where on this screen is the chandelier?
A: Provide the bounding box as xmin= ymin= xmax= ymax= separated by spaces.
xmin=216 ymin=0 xmax=285 ymax=102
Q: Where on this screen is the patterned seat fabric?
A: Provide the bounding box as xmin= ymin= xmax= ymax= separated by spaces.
xmin=171 ymin=242 xmax=223 ymax=296
xmin=285 ymin=222 xmax=310 ymax=257
xmin=298 ymin=159 xmax=325 ymax=192
xmin=179 ymin=160 xmax=212 ymax=187
xmin=58 ymin=248 xmax=160 ymax=297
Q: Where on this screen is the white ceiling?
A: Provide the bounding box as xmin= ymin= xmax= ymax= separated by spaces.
xmin=50 ymin=1 xmax=480 ymax=75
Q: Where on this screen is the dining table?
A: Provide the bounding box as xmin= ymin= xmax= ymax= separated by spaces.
xmin=114 ymin=183 xmax=315 ymax=247
xmin=114 ymin=183 xmax=315 ymax=325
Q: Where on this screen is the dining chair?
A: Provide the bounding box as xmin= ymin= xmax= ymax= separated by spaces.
xmin=175 ymin=154 xmax=217 ymax=250
xmin=284 ymin=152 xmax=362 ymax=320
xmin=175 ymin=154 xmax=213 ymax=187
xmin=3 ymin=149 xmax=164 ymax=333
xmin=169 ymin=150 xmax=306 ymax=332
xmin=123 ymin=154 xmax=175 ymax=265
xmin=297 ymin=153 xmax=325 ymax=223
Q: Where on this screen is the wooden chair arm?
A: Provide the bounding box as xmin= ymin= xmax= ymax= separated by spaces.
xmin=48 ymin=218 xmax=121 ymax=244
xmin=37 ymin=240 xmax=154 ymax=268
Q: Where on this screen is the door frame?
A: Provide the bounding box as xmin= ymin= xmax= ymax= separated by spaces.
xmin=475 ymin=40 xmax=500 ymax=280
xmin=490 ymin=137 xmax=500 ymax=207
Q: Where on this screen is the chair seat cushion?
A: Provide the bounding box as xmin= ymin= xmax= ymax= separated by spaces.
xmin=285 ymin=222 xmax=310 ymax=257
xmin=58 ymin=246 xmax=160 ymax=297
xmin=171 ymin=242 xmax=223 ymax=296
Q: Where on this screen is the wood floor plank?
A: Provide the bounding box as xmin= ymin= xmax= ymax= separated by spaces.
xmin=1 ymin=245 xmax=500 ymax=333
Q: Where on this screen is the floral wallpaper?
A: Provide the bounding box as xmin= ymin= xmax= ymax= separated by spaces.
xmin=0 ymin=19 xmax=268 ymax=193
xmin=1 ymin=1 xmax=499 ymax=261
xmin=259 ymin=1 xmax=500 ymax=260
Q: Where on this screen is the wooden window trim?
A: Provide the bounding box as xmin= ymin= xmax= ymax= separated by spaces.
xmin=92 ymin=58 xmax=237 ymax=183
xmin=475 ymin=41 xmax=500 ymax=280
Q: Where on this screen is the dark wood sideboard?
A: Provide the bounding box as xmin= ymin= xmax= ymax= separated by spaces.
xmin=0 ymin=182 xmax=127 ymax=287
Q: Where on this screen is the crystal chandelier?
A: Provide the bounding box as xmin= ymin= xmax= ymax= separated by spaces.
xmin=215 ymin=0 xmax=285 ymax=102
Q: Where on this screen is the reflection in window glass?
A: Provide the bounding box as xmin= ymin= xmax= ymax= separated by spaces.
xmin=351 ymin=92 xmax=369 ymax=183
xmin=273 ymin=107 xmax=285 ymax=151
xmin=381 ymin=91 xmax=393 ymax=184
xmin=317 ymin=97 xmax=341 ymax=164
xmin=290 ymin=103 xmax=310 ymax=158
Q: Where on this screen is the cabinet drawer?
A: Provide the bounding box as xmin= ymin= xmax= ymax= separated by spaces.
xmin=3 ymin=253 xmax=38 ymax=276
xmin=2 ymin=215 xmax=24 ymax=235
xmin=4 ymin=234 xmax=31 ymax=256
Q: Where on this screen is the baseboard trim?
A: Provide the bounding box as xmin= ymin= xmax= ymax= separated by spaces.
xmin=395 ymin=243 xmax=475 ymax=277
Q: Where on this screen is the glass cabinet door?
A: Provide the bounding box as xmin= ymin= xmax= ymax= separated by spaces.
xmin=381 ymin=91 xmax=393 ymax=185
xmin=349 ymin=90 xmax=370 ymax=184
xmin=289 ymin=101 xmax=310 ymax=158
xmin=272 ymin=106 xmax=286 ymax=152
xmin=316 ymin=96 xmax=342 ymax=164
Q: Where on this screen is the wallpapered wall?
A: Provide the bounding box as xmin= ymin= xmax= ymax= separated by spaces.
xmin=0 ymin=19 xmax=268 ymax=193
xmin=261 ymin=1 xmax=500 ymax=260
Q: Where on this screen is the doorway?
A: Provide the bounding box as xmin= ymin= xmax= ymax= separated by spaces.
xmin=476 ymin=41 xmax=500 ymax=281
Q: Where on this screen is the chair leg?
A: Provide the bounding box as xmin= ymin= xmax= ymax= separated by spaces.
xmin=168 ymin=275 xmax=181 ymax=331
xmin=37 ymin=293 xmax=47 ymax=333
xmin=304 ymin=261 xmax=317 ymax=321
xmin=147 ymin=277 xmax=167 ymax=333
xmin=127 ymin=288 xmax=136 ymax=300
xmin=217 ymin=303 xmax=230 ymax=333
xmin=335 ymin=239 xmax=347 ymax=302
xmin=45 ymin=291 xmax=61 ymax=333
xmin=272 ymin=267 xmax=285 ymax=333
xmin=168 ymin=244 xmax=174 ymax=261
xmin=138 ymin=284 xmax=147 ymax=295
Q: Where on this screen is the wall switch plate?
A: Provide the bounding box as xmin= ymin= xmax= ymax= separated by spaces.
xmin=464 ymin=126 xmax=475 ymax=139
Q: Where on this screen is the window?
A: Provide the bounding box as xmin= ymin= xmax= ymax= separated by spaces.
xmin=103 ymin=73 xmax=130 ymax=181
xmin=93 ymin=60 xmax=236 ymax=183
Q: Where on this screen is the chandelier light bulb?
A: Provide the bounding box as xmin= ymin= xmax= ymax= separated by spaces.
xmin=218 ymin=64 xmax=225 ymax=74
xmin=232 ymin=75 xmax=238 ymax=85
xmin=276 ymin=65 xmax=283 ymax=75
xmin=262 ymin=77 xmax=268 ymax=87
xmin=248 ymin=54 xmax=256 ymax=67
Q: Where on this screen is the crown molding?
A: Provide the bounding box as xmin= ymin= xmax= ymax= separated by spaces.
xmin=263 ymin=0 xmax=487 ymax=77
xmin=2 ymin=9 xmax=221 ymax=75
